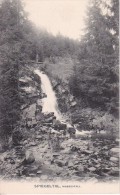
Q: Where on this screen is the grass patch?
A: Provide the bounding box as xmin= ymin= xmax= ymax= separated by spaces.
xmin=43 ymin=57 xmax=74 ymax=82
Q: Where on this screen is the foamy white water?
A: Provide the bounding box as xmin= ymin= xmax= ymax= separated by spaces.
xmin=34 ymin=69 xmax=63 ymax=120
xmin=34 ymin=69 xmax=92 ymax=135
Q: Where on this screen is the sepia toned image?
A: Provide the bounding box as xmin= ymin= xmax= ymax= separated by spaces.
xmin=0 ymin=0 xmax=119 ymax=194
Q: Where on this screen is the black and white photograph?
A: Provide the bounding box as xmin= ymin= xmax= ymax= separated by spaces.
xmin=0 ymin=0 xmax=119 ymax=194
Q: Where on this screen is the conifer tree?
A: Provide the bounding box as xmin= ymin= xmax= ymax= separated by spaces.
xmin=0 ymin=0 xmax=27 ymax=143
xmin=70 ymin=0 xmax=119 ymax=115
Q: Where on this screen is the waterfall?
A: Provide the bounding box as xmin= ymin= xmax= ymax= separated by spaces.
xmin=34 ymin=69 xmax=63 ymax=121
xmin=34 ymin=69 xmax=90 ymax=136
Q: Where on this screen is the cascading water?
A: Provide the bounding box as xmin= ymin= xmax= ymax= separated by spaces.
xmin=34 ymin=69 xmax=63 ymax=121
xmin=34 ymin=69 xmax=91 ymax=136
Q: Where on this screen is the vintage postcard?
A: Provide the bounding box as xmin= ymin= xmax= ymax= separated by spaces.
xmin=0 ymin=0 xmax=119 ymax=194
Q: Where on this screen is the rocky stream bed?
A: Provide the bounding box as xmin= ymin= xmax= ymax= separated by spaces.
xmin=0 ymin=66 xmax=119 ymax=182
xmin=0 ymin=121 xmax=119 ymax=182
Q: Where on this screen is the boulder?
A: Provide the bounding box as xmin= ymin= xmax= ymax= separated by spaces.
xmin=36 ymin=135 xmax=43 ymax=140
xmin=45 ymin=117 xmax=54 ymax=123
xmin=68 ymin=162 xmax=74 ymax=168
xmin=33 ymin=72 xmax=41 ymax=84
xmin=55 ymin=160 xmax=67 ymax=167
xmin=115 ymin=138 xmax=120 ymax=144
xmin=76 ymin=165 xmax=84 ymax=172
xmin=57 ymin=85 xmax=63 ymax=93
xmin=54 ymin=120 xmax=67 ymax=130
xmin=58 ymin=123 xmax=67 ymax=130
xmin=36 ymin=113 xmax=44 ymax=121
xmin=28 ymin=173 xmax=36 ymax=177
xmin=31 ymin=119 xmax=37 ymax=127
xmin=60 ymin=130 xmax=66 ymax=136
xmin=25 ymin=151 xmax=35 ymax=164
xmin=102 ymin=167 xmax=111 ymax=173
xmin=71 ymin=146 xmax=80 ymax=152
xmin=52 ymin=80 xmax=59 ymax=89
xmin=37 ymin=99 xmax=42 ymax=106
xmin=71 ymin=101 xmax=77 ymax=107
xmin=67 ymin=127 xmax=76 ymax=135
xmin=52 ymin=152 xmax=60 ymax=157
xmin=69 ymin=95 xmax=74 ymax=102
xmin=29 ymin=165 xmax=40 ymax=173
xmin=22 ymin=164 xmax=39 ymax=176
xmin=45 ymin=112 xmax=54 ymax=118
xmin=50 ymin=128 xmax=61 ymax=135
xmin=110 ymin=157 xmax=119 ymax=163
xmin=29 ymin=142 xmax=37 ymax=146
xmin=88 ymin=167 xmax=96 ymax=172
xmin=37 ymin=170 xmax=42 ymax=174
xmin=40 ymin=127 xmax=48 ymax=134
xmin=110 ymin=148 xmax=119 ymax=157
xmin=62 ymin=89 xmax=66 ymax=93
xmin=109 ymin=167 xmax=119 ymax=176
xmin=23 ymin=103 xmax=36 ymax=122
xmin=23 ymin=140 xmax=28 ymax=145
xmin=95 ymin=164 xmax=101 ymax=168
xmin=41 ymin=93 xmax=47 ymax=98
xmin=36 ymin=105 xmax=42 ymax=112
xmin=103 ymin=146 xmax=108 ymax=150
xmin=82 ymin=150 xmax=93 ymax=155
xmin=53 ymin=120 xmax=61 ymax=126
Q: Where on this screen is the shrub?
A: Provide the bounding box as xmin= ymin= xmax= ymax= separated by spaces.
xmin=90 ymin=113 xmax=118 ymax=134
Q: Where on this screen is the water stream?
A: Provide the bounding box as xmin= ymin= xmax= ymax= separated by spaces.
xmin=34 ymin=69 xmax=93 ymax=136
xmin=34 ymin=69 xmax=63 ymax=121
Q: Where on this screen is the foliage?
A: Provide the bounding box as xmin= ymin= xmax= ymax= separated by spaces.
xmin=44 ymin=56 xmax=75 ymax=82
xmin=28 ymin=28 xmax=79 ymax=62
xmin=0 ymin=0 xmax=32 ymax=143
xmin=90 ymin=112 xmax=118 ymax=133
xmin=69 ymin=0 xmax=119 ymax=116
